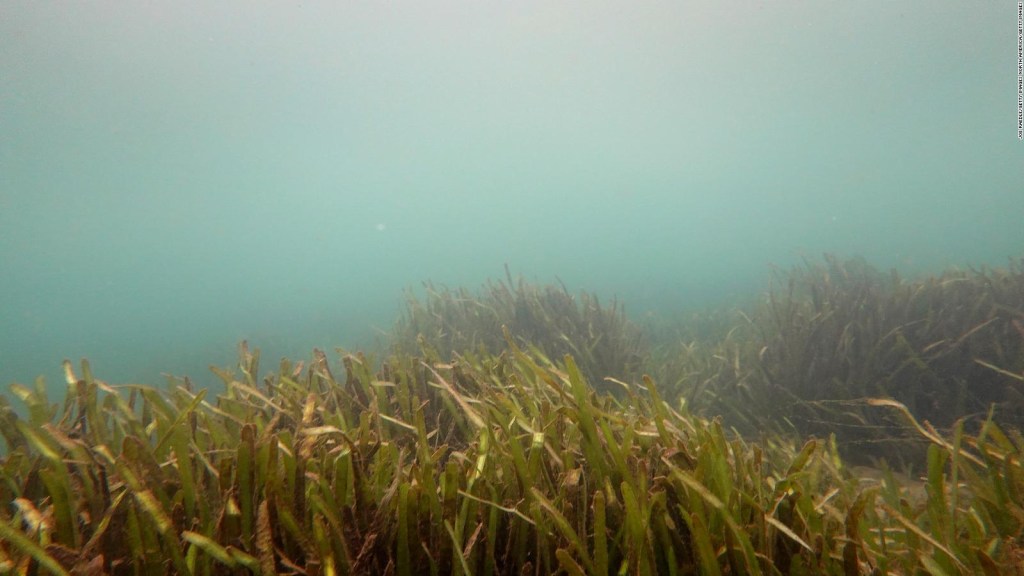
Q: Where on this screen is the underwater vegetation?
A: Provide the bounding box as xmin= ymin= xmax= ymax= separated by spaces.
xmin=1 ymin=255 xmax=1023 ymax=574
xmin=4 ymin=344 xmax=1024 ymax=575
xmin=395 ymin=256 xmax=1024 ymax=464
xmin=650 ymin=255 xmax=1024 ymax=465
xmin=392 ymin=266 xmax=647 ymax=392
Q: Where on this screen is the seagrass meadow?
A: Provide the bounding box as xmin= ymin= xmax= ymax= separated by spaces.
xmin=5 ymin=1 xmax=1021 ymax=573
xmin=3 ymin=256 xmax=1024 ymax=575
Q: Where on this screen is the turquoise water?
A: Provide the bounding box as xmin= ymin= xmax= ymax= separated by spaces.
xmin=2 ymin=1 xmax=1021 ymax=395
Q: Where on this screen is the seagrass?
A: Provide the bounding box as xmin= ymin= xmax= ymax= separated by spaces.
xmin=1 ymin=341 xmax=1022 ymax=574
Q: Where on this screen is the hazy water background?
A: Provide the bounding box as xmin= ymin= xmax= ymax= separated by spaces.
xmin=2 ymin=1 xmax=1021 ymax=395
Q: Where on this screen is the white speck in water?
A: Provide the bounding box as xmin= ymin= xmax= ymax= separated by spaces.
xmin=376 ymin=223 xmax=386 ymax=232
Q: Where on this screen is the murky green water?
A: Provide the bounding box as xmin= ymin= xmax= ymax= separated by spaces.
xmin=2 ymin=1 xmax=1021 ymax=394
